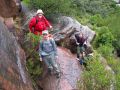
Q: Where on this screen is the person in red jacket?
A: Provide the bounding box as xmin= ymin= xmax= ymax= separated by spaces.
xmin=29 ymin=9 xmax=52 ymax=35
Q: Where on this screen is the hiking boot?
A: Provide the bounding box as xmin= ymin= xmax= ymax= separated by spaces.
xmin=79 ymin=59 xmax=84 ymax=65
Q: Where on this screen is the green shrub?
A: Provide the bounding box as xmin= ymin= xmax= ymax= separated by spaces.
xmin=94 ymin=26 xmax=114 ymax=48
xmin=25 ymin=0 xmax=75 ymax=17
xmin=108 ymin=8 xmax=120 ymax=51
xmin=116 ymin=72 xmax=120 ymax=89
xmin=104 ymin=57 xmax=120 ymax=90
xmin=23 ymin=32 xmax=43 ymax=80
xmin=26 ymin=32 xmax=42 ymax=47
xmin=26 ymin=56 xmax=43 ymax=79
xmin=23 ymin=0 xmax=116 ymax=19
xmin=72 ymin=0 xmax=116 ymax=16
xmin=89 ymin=14 xmax=105 ymax=27
xmin=78 ymin=54 xmax=112 ymax=90
xmin=97 ymin=45 xmax=114 ymax=59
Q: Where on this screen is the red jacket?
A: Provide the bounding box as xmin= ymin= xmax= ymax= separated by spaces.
xmin=29 ymin=15 xmax=51 ymax=35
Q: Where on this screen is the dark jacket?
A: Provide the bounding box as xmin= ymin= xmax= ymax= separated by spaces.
xmin=75 ymin=34 xmax=86 ymax=46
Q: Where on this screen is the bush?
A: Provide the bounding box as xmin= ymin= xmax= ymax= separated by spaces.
xmin=22 ymin=32 xmax=43 ymax=80
xmin=104 ymin=57 xmax=120 ymax=90
xmin=94 ymin=26 xmax=115 ymax=48
xmin=78 ymin=54 xmax=112 ymax=90
xmin=26 ymin=32 xmax=42 ymax=47
xmin=97 ymin=44 xmax=114 ymax=59
xmin=72 ymin=0 xmax=116 ymax=16
xmin=108 ymin=8 xmax=120 ymax=51
xmin=89 ymin=14 xmax=104 ymax=27
xmin=26 ymin=56 xmax=43 ymax=79
xmin=25 ymin=0 xmax=75 ymax=17
xmin=116 ymin=72 xmax=120 ymax=89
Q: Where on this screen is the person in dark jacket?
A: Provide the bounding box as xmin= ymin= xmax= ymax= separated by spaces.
xmin=39 ymin=30 xmax=60 ymax=78
xmin=29 ymin=9 xmax=52 ymax=35
xmin=75 ymin=32 xmax=87 ymax=64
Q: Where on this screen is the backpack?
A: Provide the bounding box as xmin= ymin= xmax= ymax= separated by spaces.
xmin=33 ymin=17 xmax=39 ymax=28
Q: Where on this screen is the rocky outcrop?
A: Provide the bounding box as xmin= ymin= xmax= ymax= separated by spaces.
xmin=0 ymin=0 xmax=21 ymax=18
xmin=22 ymin=14 xmax=95 ymax=53
xmin=0 ymin=21 xmax=33 ymax=90
xmin=38 ymin=47 xmax=82 ymax=90
xmin=0 ymin=0 xmax=22 ymax=30
xmin=36 ymin=17 xmax=95 ymax=90
xmin=22 ymin=9 xmax=95 ymax=90
xmin=53 ymin=16 xmax=96 ymax=53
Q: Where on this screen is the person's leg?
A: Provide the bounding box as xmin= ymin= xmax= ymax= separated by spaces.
xmin=79 ymin=46 xmax=86 ymax=65
xmin=80 ymin=46 xmax=85 ymax=53
xmin=77 ymin=46 xmax=80 ymax=60
xmin=42 ymin=56 xmax=53 ymax=74
xmin=49 ymin=54 xmax=60 ymax=78
xmin=80 ymin=46 xmax=85 ymax=58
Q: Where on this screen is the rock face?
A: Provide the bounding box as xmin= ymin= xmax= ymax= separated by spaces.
xmin=53 ymin=16 xmax=96 ymax=53
xmin=38 ymin=47 xmax=82 ymax=90
xmin=22 ymin=10 xmax=95 ymax=90
xmin=0 ymin=0 xmax=22 ymax=31
xmin=0 ymin=21 xmax=33 ymax=90
xmin=0 ymin=0 xmax=21 ymax=18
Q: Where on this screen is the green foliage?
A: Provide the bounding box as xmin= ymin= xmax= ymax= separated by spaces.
xmin=22 ymin=32 xmax=43 ymax=80
xmin=78 ymin=54 xmax=112 ymax=90
xmin=22 ymin=0 xmax=120 ymax=89
xmin=25 ymin=0 xmax=75 ymax=17
xmin=89 ymin=14 xmax=104 ymax=27
xmin=104 ymin=57 xmax=120 ymax=90
xmin=72 ymin=0 xmax=116 ymax=16
xmin=26 ymin=56 xmax=43 ymax=79
xmin=22 ymin=0 xmax=29 ymax=5
xmin=108 ymin=8 xmax=120 ymax=50
xmin=116 ymin=72 xmax=120 ymax=89
xmin=23 ymin=0 xmax=116 ymax=19
xmin=97 ymin=45 xmax=114 ymax=59
xmin=94 ymin=26 xmax=115 ymax=48
xmin=76 ymin=14 xmax=90 ymax=25
xmin=26 ymin=32 xmax=42 ymax=47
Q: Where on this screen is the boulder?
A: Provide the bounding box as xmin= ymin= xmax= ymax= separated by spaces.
xmin=0 ymin=0 xmax=21 ymax=18
xmin=0 ymin=21 xmax=33 ymax=90
xmin=53 ymin=16 xmax=96 ymax=53
xmin=0 ymin=0 xmax=22 ymax=33
xmin=38 ymin=47 xmax=82 ymax=90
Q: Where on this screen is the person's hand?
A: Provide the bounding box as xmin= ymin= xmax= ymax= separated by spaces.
xmin=40 ymin=57 xmax=42 ymax=62
xmin=49 ymin=25 xmax=52 ymax=29
xmin=76 ymin=42 xmax=79 ymax=45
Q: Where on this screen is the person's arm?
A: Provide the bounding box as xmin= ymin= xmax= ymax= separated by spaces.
xmin=42 ymin=16 xmax=52 ymax=28
xmin=74 ymin=35 xmax=79 ymax=45
xmin=29 ymin=17 xmax=36 ymax=33
xmin=83 ymin=36 xmax=88 ymax=45
xmin=39 ymin=41 xmax=43 ymax=61
xmin=51 ymin=39 xmax=57 ymax=56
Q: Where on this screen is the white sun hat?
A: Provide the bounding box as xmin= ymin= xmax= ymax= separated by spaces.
xmin=36 ymin=9 xmax=44 ymax=14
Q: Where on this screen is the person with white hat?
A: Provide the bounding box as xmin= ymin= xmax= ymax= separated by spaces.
xmin=39 ymin=30 xmax=60 ymax=78
xmin=29 ymin=9 xmax=52 ymax=35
